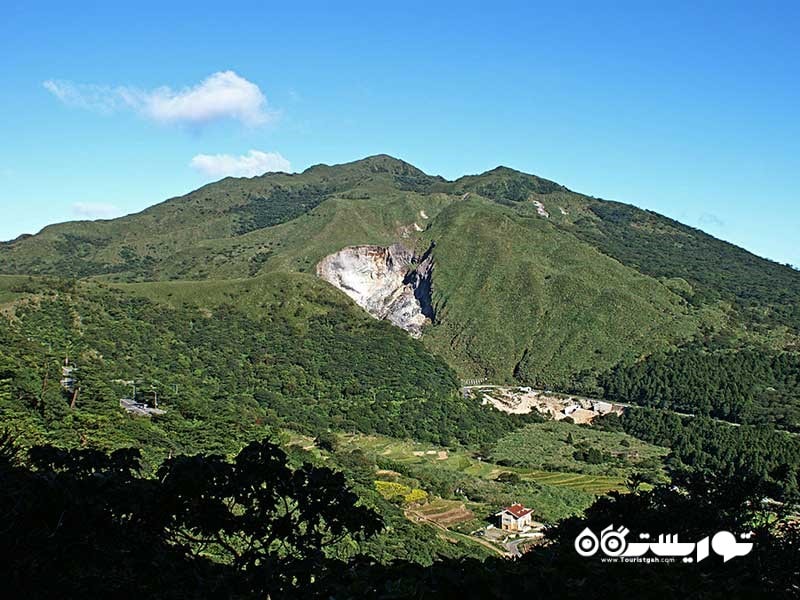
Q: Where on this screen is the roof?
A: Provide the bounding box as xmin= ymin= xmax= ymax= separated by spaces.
xmin=501 ymin=503 xmax=533 ymax=519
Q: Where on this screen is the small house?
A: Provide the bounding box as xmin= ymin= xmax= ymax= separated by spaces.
xmin=497 ymin=503 xmax=533 ymax=532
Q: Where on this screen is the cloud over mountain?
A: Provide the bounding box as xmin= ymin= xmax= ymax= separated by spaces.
xmin=44 ymin=71 xmax=274 ymax=127
xmin=190 ymin=150 xmax=291 ymax=178
xmin=71 ymin=202 xmax=122 ymax=219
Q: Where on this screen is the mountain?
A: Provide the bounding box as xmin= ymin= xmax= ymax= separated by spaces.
xmin=3 ymin=155 xmax=800 ymax=598
xmin=2 ymin=155 xmax=798 ymax=388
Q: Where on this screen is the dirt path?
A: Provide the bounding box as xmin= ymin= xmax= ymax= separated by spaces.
xmin=406 ymin=508 xmax=510 ymax=557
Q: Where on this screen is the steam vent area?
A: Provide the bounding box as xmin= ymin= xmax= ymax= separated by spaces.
xmin=316 ymin=243 xmax=434 ymax=337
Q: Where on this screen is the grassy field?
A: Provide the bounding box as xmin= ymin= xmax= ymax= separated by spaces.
xmin=339 ymin=430 xmax=648 ymax=493
xmin=491 ymin=420 xmax=669 ymax=478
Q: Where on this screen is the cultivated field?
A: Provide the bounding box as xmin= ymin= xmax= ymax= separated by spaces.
xmin=336 ymin=431 xmax=654 ymax=522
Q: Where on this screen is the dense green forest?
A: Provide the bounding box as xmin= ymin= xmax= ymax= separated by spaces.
xmin=595 ymin=408 xmax=800 ymax=499
xmin=0 ymin=276 xmax=534 ymax=463
xmin=231 ymin=183 xmax=336 ymax=235
xmin=593 ymin=345 xmax=800 ymax=431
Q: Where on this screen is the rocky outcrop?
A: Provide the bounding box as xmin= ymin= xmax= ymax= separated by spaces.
xmin=316 ymin=243 xmax=435 ymax=337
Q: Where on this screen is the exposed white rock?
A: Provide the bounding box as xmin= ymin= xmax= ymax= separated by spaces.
xmin=532 ymin=200 xmax=549 ymax=218
xmin=316 ymin=244 xmax=434 ymax=337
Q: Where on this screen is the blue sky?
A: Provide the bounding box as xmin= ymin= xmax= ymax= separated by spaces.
xmin=1 ymin=1 xmax=798 ymax=266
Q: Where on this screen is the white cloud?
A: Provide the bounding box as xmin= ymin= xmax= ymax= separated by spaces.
xmin=190 ymin=150 xmax=291 ymax=178
xmin=43 ymin=80 xmax=125 ymax=114
xmin=71 ymin=202 xmax=122 ymax=220
xmin=44 ymin=71 xmax=274 ymax=127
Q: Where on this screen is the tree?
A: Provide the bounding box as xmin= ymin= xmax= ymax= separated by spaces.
xmin=314 ymin=430 xmax=339 ymax=453
xmin=495 ymin=471 xmax=522 ymax=485
xmin=0 ymin=436 xmax=383 ymax=598
xmin=625 ymin=472 xmax=646 ymax=492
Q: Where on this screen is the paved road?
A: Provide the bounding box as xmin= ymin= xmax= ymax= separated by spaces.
xmin=505 ymin=537 xmax=526 ymax=557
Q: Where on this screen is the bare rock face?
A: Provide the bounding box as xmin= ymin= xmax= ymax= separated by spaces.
xmin=316 ymin=243 xmax=434 ymax=337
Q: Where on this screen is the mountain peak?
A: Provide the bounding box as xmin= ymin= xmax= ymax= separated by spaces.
xmin=303 ymin=154 xmax=428 ymax=178
xmin=485 ymin=165 xmax=523 ymax=175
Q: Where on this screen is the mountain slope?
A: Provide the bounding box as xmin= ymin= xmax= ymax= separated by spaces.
xmin=0 ymin=155 xmax=438 ymax=280
xmin=419 ymin=196 xmax=701 ymax=384
xmin=0 ymin=272 xmax=488 ymax=457
xmin=1 ymin=155 xmax=798 ymax=386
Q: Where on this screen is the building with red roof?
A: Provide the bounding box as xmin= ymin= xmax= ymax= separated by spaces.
xmin=496 ymin=503 xmax=533 ymax=531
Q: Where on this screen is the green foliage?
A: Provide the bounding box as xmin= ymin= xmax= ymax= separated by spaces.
xmin=0 ymin=436 xmax=382 ymax=598
xmin=573 ymin=446 xmax=609 ymax=464
xmin=4 ymin=433 xmax=799 ymax=598
xmin=420 ymin=197 xmax=702 ymax=385
xmin=616 ymin=407 xmax=800 ymax=499
xmin=314 ymin=430 xmax=339 ymax=452
xmin=340 ymin=434 xmax=622 ymax=523
xmin=568 ymin=200 xmax=800 ymax=330
xmin=231 ymin=184 xmax=335 ymax=235
xmin=597 ymin=345 xmax=800 ymax=431
xmin=0 ymin=276 xmax=530 ymax=461
xmin=490 ymin=420 xmax=668 ymax=479
xmin=454 ymin=166 xmax=566 ymax=202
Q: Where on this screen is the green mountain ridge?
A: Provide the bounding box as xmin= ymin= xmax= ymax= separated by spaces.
xmin=2 ymin=155 xmax=798 ymax=386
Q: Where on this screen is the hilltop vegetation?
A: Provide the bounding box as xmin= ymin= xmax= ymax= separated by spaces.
xmin=2 ymin=155 xmax=798 ymax=387
xmin=567 ymin=201 xmax=800 ymax=331
xmin=419 ymin=197 xmax=701 ymax=384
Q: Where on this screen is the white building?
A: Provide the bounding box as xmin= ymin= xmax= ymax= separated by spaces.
xmin=497 ymin=503 xmax=533 ymax=532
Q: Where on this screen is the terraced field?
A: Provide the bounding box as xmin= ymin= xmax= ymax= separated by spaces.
xmin=413 ymin=499 xmax=474 ymax=526
xmin=521 ymin=470 xmax=628 ymax=495
xmin=339 ymin=433 xmax=637 ymax=496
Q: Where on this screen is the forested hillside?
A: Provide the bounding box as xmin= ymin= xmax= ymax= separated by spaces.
xmin=567 ymin=201 xmax=800 ymax=331
xmin=0 ymin=274 xmax=538 ymax=464
xmin=594 ymin=345 xmax=800 ymax=431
